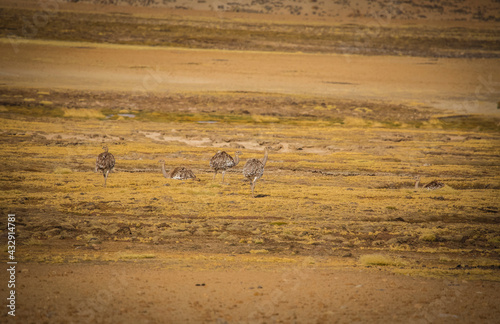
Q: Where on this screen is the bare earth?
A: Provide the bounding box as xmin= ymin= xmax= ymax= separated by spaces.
xmin=1 ymin=38 xmax=499 ymax=115
xmin=1 ymin=1 xmax=500 ymax=323
xmin=5 ymin=260 xmax=500 ymax=323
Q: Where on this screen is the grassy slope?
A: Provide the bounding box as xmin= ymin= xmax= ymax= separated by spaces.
xmin=1 ymin=7 xmax=500 ymax=57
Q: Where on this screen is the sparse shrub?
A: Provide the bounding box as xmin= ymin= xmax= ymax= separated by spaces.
xmin=119 ymin=254 xmax=155 ymax=260
xmin=53 ymin=167 xmax=72 ymax=174
xmin=250 ymin=249 xmax=269 ymax=254
xmin=359 ymin=254 xmax=398 ymax=266
xmin=342 ymin=117 xmax=367 ymax=127
xmin=63 ymin=108 xmax=105 ymax=119
xmin=488 ymin=236 xmax=500 ymax=246
xmin=439 ymin=256 xmax=453 ymax=263
xmin=420 ymin=233 xmax=437 ymax=242
xmin=48 ymin=256 xmax=65 ymax=263
xmin=24 ymin=237 xmax=43 ymax=246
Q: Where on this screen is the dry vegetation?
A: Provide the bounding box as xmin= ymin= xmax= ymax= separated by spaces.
xmin=1 ymin=5 xmax=500 ymax=57
xmin=0 ymin=87 xmax=499 ymax=280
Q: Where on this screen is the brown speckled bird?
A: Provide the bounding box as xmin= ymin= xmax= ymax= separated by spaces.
xmin=414 ymin=176 xmax=445 ymax=190
xmin=95 ymin=145 xmax=115 ymax=187
xmin=243 ymin=147 xmax=269 ymax=197
xmin=159 ymin=160 xmax=196 ymax=180
xmin=209 ymin=150 xmax=241 ymax=183
xmin=423 ymin=180 xmax=445 ymax=190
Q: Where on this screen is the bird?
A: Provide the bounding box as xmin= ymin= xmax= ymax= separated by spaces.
xmin=243 ymin=147 xmax=269 ymax=197
xmin=95 ymin=145 xmax=115 ymax=187
xmin=209 ymin=150 xmax=241 ymax=183
xmin=414 ymin=176 xmax=445 ymax=190
xmin=414 ymin=176 xmax=420 ymax=190
xmin=423 ymin=180 xmax=445 ymax=190
xmin=159 ymin=160 xmax=197 ymax=180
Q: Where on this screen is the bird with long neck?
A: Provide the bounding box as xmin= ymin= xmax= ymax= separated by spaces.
xmin=209 ymin=150 xmax=241 ymax=184
xmin=243 ymin=147 xmax=269 ymax=197
xmin=414 ymin=176 xmax=420 ymax=190
xmin=159 ymin=159 xmax=169 ymax=178
xmin=158 ymin=160 xmax=197 ymax=180
xmin=95 ymin=145 xmax=115 ymax=187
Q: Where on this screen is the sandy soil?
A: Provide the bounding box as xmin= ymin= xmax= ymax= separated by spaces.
xmin=1 ymin=258 xmax=500 ymax=324
xmin=1 ymin=39 xmax=499 ymax=115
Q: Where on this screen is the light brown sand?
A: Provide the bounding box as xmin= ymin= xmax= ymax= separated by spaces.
xmin=1 ymin=39 xmax=499 ymax=114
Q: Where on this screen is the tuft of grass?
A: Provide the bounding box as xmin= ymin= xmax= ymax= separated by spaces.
xmin=47 ymin=256 xmax=65 ymax=263
xmin=342 ymin=117 xmax=367 ymax=127
xmin=439 ymin=256 xmax=454 ymax=263
xmin=119 ymin=254 xmax=156 ymax=260
xmin=250 ymin=249 xmax=269 ymax=254
xmin=359 ymin=254 xmax=400 ymax=266
xmin=270 ymin=221 xmax=288 ymax=226
xmin=54 ymin=167 xmax=72 ymax=174
xmin=420 ymin=233 xmax=437 ymax=242
xmin=488 ymin=236 xmax=500 ymax=246
xmin=63 ymin=108 xmax=106 ymax=119
xmin=24 ymin=237 xmax=44 ymax=246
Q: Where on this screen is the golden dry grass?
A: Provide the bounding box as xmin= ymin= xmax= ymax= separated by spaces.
xmin=0 ymin=89 xmax=499 ymax=280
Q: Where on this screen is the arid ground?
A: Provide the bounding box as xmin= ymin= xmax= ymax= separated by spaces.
xmin=1 ymin=0 xmax=500 ymax=323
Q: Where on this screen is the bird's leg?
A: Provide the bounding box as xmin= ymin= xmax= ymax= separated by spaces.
xmin=103 ymin=170 xmax=109 ymax=188
xmin=251 ymin=179 xmax=256 ymax=197
xmin=213 ymin=170 xmax=217 ymax=180
xmin=222 ymin=171 xmax=226 ymax=184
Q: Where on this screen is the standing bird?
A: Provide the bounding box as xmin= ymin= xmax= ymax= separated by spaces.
xmin=209 ymin=151 xmax=241 ymax=183
xmin=95 ymin=145 xmax=115 ymax=187
xmin=243 ymin=147 xmax=269 ymax=197
xmin=414 ymin=176 xmax=445 ymax=190
xmin=159 ymin=160 xmax=197 ymax=180
xmin=414 ymin=175 xmax=421 ymax=190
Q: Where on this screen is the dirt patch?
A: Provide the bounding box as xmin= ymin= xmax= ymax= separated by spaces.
xmin=2 ymin=259 xmax=500 ymax=323
xmin=2 ymin=37 xmax=499 ymax=115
